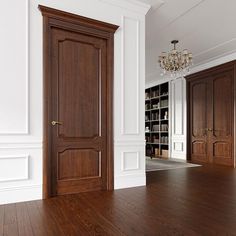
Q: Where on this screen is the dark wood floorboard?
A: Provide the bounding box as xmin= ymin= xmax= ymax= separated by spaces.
xmin=1 ymin=165 xmax=236 ymax=236
xmin=16 ymin=203 xmax=34 ymax=236
xmin=3 ymin=204 xmax=18 ymax=236
xmin=0 ymin=205 xmax=4 ymax=236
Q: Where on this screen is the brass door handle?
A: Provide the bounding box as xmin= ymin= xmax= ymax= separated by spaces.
xmin=208 ymin=128 xmax=213 ymax=132
xmin=51 ymin=121 xmax=63 ymax=126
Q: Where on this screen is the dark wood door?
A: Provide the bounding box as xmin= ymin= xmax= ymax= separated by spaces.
xmin=189 ymin=78 xmax=209 ymax=163
xmin=39 ymin=5 xmax=118 ymax=197
xmin=187 ymin=63 xmax=234 ymax=166
xmin=51 ymin=28 xmax=108 ymax=195
xmin=209 ymin=71 xmax=234 ymax=166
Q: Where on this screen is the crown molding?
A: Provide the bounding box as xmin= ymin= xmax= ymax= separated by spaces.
xmin=190 ymin=51 xmax=236 ymax=75
xmin=98 ymin=0 xmax=151 ymax=15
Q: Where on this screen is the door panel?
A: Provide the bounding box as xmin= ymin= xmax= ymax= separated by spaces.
xmin=213 ymin=142 xmax=231 ymax=158
xmin=58 ymin=149 xmax=101 ymax=180
xmin=190 ymin=81 xmax=208 ymax=163
xmin=192 ymin=141 xmax=207 ymax=155
xmin=58 ymin=39 xmax=101 ymax=139
xmin=51 ymin=28 xmax=107 ymax=195
xmin=210 ymin=72 xmax=234 ymax=165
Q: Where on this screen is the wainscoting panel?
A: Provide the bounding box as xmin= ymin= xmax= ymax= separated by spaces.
xmin=0 ymin=0 xmax=29 ymax=134
xmin=121 ymin=16 xmax=140 ymax=135
xmin=122 ymin=151 xmax=140 ymax=171
xmin=0 ymin=148 xmax=42 ymax=205
xmin=114 ymin=141 xmax=146 ymax=189
xmin=0 ymin=155 xmax=29 ymax=182
xmin=174 ymin=142 xmax=184 ymax=152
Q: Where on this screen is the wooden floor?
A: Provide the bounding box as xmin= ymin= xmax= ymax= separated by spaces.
xmin=1 ymin=165 xmax=236 ymax=236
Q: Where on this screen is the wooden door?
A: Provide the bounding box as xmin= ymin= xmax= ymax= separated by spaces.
xmin=209 ymin=71 xmax=234 ymax=166
xmin=187 ymin=62 xmax=235 ymax=167
xmin=189 ymin=78 xmax=209 ymax=163
xmin=39 ymin=6 xmax=118 ymax=197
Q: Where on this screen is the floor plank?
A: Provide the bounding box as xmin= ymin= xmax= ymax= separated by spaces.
xmin=3 ymin=204 xmax=18 ymax=236
xmin=16 ymin=203 xmax=34 ymax=236
xmin=0 ymin=205 xmax=4 ymax=236
xmin=1 ymin=165 xmax=236 ymax=236
xmin=26 ymin=201 xmax=48 ymax=236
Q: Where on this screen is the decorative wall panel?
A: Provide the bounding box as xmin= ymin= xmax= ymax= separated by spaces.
xmin=121 ymin=16 xmax=140 ymax=135
xmin=0 ymin=155 xmax=29 ymax=182
xmin=0 ymin=0 xmax=29 ymax=134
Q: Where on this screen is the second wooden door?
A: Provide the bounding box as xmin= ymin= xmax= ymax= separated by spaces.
xmin=188 ymin=66 xmax=234 ymax=166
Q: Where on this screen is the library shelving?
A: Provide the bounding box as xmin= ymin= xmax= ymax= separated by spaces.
xmin=145 ymin=82 xmax=169 ymax=159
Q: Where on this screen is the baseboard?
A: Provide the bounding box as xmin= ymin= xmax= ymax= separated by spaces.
xmin=0 ymin=185 xmax=42 ymax=205
xmin=114 ymin=173 xmax=146 ymax=189
xmin=171 ymin=153 xmax=186 ymax=160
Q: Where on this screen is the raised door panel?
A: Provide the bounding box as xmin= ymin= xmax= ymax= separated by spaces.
xmin=58 ymin=39 xmax=101 ymax=139
xmin=210 ymin=72 xmax=234 ymax=166
xmin=190 ymin=81 xmax=208 ymax=162
xmin=58 ymin=149 xmax=101 ymax=181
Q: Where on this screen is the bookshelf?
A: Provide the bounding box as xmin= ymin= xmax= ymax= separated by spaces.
xmin=145 ymin=82 xmax=169 ymax=159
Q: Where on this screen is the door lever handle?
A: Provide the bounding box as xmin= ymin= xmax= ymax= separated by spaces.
xmin=51 ymin=121 xmax=63 ymax=126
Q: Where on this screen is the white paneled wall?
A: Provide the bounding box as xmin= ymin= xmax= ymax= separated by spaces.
xmin=0 ymin=0 xmax=43 ymax=204
xmin=114 ymin=12 xmax=146 ymax=189
xmin=0 ymin=0 xmax=149 ymax=204
xmin=121 ymin=16 xmax=140 ymax=135
xmin=115 ymin=141 xmax=145 ymax=188
xmin=0 ymin=0 xmax=29 ymax=135
xmin=170 ymin=78 xmax=187 ymax=160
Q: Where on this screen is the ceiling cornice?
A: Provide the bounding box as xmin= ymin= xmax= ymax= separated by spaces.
xmin=98 ymin=0 xmax=151 ymax=15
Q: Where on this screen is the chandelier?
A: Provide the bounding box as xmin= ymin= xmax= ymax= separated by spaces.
xmin=158 ymin=40 xmax=193 ymax=77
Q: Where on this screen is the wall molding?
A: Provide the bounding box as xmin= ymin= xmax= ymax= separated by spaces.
xmin=121 ymin=151 xmax=140 ymax=171
xmin=0 ymin=0 xmax=30 ymax=135
xmin=194 ymin=38 xmax=236 ymax=60
xmin=173 ymin=142 xmax=184 ymax=152
xmin=191 ymin=51 xmax=236 ymax=75
xmin=0 ymin=184 xmax=41 ymax=192
xmin=121 ymin=16 xmax=140 ymax=135
xmin=172 ymin=79 xmax=184 ymax=136
xmin=0 ymin=184 xmax=42 ymax=205
xmin=0 ymin=141 xmax=42 ymax=149
xmin=114 ymin=140 xmax=145 ymax=146
xmin=98 ymin=0 xmax=150 ymax=15
xmin=145 ymin=75 xmax=179 ymax=89
xmin=115 ymin=173 xmax=146 ymax=189
xmin=170 ymin=78 xmax=187 ymax=160
xmin=0 ymin=155 xmax=29 ymax=182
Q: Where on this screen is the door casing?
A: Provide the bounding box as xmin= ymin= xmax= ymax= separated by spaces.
xmin=39 ymin=5 xmax=119 ymax=198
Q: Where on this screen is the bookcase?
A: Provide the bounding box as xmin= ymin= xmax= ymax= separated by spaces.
xmin=145 ymin=82 xmax=169 ymax=158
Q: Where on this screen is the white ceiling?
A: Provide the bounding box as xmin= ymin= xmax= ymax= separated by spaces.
xmin=139 ymin=0 xmax=236 ymax=83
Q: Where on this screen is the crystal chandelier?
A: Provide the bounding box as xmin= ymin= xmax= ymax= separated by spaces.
xmin=158 ymin=40 xmax=193 ymax=77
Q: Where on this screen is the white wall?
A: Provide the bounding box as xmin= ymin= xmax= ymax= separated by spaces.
xmin=170 ymin=78 xmax=187 ymax=160
xmin=0 ymin=0 xmax=150 ymax=204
